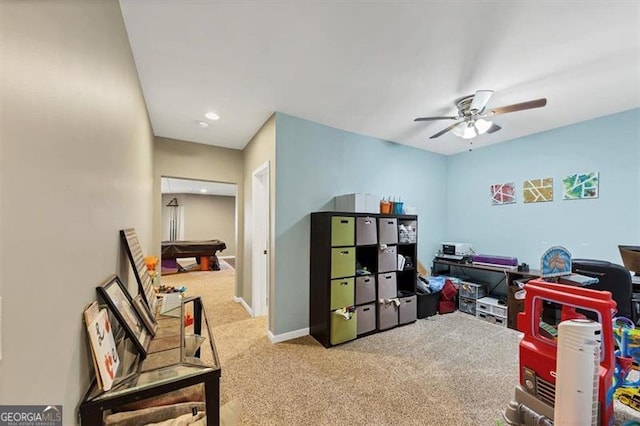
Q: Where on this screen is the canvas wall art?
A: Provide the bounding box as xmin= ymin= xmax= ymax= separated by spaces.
xmin=562 ymin=172 xmax=599 ymax=200
xmin=491 ymin=182 xmax=516 ymax=205
xmin=523 ymin=178 xmax=553 ymax=203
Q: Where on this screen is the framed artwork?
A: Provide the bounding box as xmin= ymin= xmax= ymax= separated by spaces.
xmin=133 ymin=294 xmax=157 ymax=336
xmin=97 ymin=275 xmax=151 ymax=356
xmin=562 ymin=172 xmax=599 ymax=200
xmin=540 ymin=246 xmax=572 ymax=278
xmin=523 ymin=178 xmax=553 ymax=203
xmin=85 ymin=306 xmax=120 ymax=391
xmin=120 ymin=229 xmax=158 ymax=317
xmin=491 ymin=182 xmax=516 ymax=205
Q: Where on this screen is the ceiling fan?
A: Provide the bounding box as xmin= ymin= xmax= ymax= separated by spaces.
xmin=414 ymin=90 xmax=547 ymax=140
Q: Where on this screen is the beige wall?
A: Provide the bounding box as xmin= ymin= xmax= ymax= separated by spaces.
xmin=242 ymin=115 xmax=276 ymax=328
xmin=154 ymin=137 xmax=244 ymax=291
xmin=161 ymin=193 xmax=236 ymax=256
xmin=1 ymin=1 xmax=154 ymax=422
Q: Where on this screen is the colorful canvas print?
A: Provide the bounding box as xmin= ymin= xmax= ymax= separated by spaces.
xmin=523 ymin=178 xmax=553 ymax=203
xmin=491 ymin=182 xmax=516 ymax=205
xmin=562 ymin=172 xmax=599 ymax=200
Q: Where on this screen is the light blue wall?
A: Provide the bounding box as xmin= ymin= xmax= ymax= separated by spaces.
xmin=274 ymin=113 xmax=447 ymax=335
xmin=446 ymin=108 xmax=640 ymax=268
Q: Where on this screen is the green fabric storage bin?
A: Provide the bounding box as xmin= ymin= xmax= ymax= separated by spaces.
xmin=330 ymin=247 xmax=355 ymax=278
xmin=330 ymin=308 xmax=357 ymax=345
xmin=330 ymin=277 xmax=354 ymax=310
xmin=331 ymin=216 xmax=354 ymax=247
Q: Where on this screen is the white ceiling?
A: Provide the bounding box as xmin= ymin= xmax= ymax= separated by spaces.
xmin=120 ymin=2 xmax=640 ymax=155
xmin=161 ymin=177 xmax=237 ymax=197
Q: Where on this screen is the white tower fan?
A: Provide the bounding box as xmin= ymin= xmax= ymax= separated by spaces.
xmin=554 ymin=319 xmax=601 ymax=425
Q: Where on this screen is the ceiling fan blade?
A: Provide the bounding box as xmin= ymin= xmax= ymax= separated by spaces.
xmin=490 ymin=98 xmax=547 ymax=116
xmin=487 ymin=123 xmax=502 ymax=134
xmin=429 ymin=122 xmax=460 ymax=139
xmin=414 ymin=116 xmax=458 ymax=122
xmin=470 ymin=90 xmax=494 ymax=113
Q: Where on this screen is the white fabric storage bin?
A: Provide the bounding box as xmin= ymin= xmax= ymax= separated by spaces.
xmin=377 ymin=272 xmax=397 ymax=300
xmin=378 ymin=299 xmax=399 ymax=330
xmin=355 ymin=275 xmax=376 ymax=305
xmin=356 ymin=216 xmax=378 ymax=245
xmin=378 ymin=218 xmax=398 ymax=245
xmin=378 ymin=245 xmax=397 ymax=272
xmin=398 ymin=295 xmax=417 ymax=324
xmin=356 ymin=303 xmax=376 ymax=335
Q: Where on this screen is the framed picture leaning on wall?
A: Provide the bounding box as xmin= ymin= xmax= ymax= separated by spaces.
xmin=132 ymin=294 xmax=157 ymax=336
xmin=97 ymin=275 xmax=151 ymax=357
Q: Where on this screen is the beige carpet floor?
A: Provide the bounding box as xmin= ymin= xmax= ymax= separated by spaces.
xmin=162 ymin=263 xmax=639 ymax=425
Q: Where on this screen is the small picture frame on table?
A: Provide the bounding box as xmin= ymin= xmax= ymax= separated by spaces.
xmin=133 ymin=294 xmax=157 ymax=336
xmin=97 ymin=275 xmax=151 ymax=357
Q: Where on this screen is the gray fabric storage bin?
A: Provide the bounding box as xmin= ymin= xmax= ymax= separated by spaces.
xmin=378 ymin=218 xmax=398 ymax=245
xmin=378 ymin=299 xmax=399 ymax=330
xmin=356 ymin=216 xmax=378 ymax=245
xmin=399 ymin=295 xmax=417 ymax=324
xmin=355 ymin=275 xmax=376 ymax=305
xmin=378 ymin=245 xmax=397 ymax=272
xmin=356 ymin=303 xmax=376 ymax=335
xmin=377 ymin=272 xmax=397 ymax=300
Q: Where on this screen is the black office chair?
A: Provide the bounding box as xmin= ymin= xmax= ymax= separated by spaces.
xmin=572 ymin=258 xmax=634 ymax=321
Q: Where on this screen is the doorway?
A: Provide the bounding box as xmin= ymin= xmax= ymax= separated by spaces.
xmin=252 ymin=162 xmax=270 ymax=317
xmin=160 ymin=176 xmax=238 ymax=274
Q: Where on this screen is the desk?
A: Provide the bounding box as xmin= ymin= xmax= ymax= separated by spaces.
xmin=161 ymin=240 xmax=226 ymax=271
xmin=432 ymin=259 xmax=541 ymax=329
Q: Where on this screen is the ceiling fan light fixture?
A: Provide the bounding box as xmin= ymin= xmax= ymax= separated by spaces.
xmin=474 ymin=118 xmax=493 ymax=135
xmin=452 ymin=121 xmax=477 ymax=139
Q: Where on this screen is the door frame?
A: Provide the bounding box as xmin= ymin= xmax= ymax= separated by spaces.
xmin=251 ymin=161 xmax=270 ymax=317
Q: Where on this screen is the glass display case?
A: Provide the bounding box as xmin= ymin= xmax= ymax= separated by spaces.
xmin=79 ymin=296 xmax=221 ymax=425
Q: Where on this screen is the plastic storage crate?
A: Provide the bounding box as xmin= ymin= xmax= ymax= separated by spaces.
xmin=476 ymin=296 xmax=508 ymax=318
xmin=459 ymin=281 xmax=487 ymax=299
xmin=476 ymin=310 xmax=507 ymax=327
xmin=417 ymin=291 xmax=439 ymax=318
xmin=458 ymin=297 xmax=477 ymax=315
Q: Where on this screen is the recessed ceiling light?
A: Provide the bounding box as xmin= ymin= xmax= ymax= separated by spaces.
xmin=205 ymin=112 xmax=220 ymax=121
xmin=200 ymin=188 xmax=208 ymax=193
xmin=197 ymin=121 xmax=210 ymax=128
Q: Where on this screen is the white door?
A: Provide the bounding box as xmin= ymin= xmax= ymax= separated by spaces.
xmin=252 ymin=162 xmax=270 ymax=317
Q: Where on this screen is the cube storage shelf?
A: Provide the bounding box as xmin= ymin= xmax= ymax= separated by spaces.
xmin=310 ymin=212 xmax=418 ymax=348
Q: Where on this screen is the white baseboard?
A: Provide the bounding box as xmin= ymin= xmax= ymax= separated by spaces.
xmin=267 ymin=327 xmax=309 ymax=344
xmin=218 ymin=255 xmax=235 ymax=259
xmin=233 ymin=296 xmax=254 ymax=316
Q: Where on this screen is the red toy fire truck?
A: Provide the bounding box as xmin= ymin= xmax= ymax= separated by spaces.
xmin=504 ymin=279 xmax=617 ymax=425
